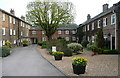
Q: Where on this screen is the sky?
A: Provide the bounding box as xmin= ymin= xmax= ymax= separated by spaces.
xmin=0 ymin=0 xmax=119 ymax=25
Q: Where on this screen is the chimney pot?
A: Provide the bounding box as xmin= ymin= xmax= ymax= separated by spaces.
xmin=10 ymin=9 xmax=15 ymax=15
xmin=87 ymin=14 xmax=91 ymax=20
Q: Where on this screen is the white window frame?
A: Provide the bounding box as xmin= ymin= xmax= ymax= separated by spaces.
xmin=9 ymin=16 xmax=12 ymax=23
xmin=23 ymin=23 xmax=24 ymax=27
xmin=13 ymin=30 xmax=16 ymax=35
xmin=14 ymin=40 xmax=16 ymax=44
xmin=13 ymin=18 xmax=15 ymax=24
xmin=88 ymin=36 xmax=90 ymax=41
xmin=21 ymin=31 xmax=23 ymax=36
xmin=92 ymin=22 xmax=94 ymax=30
xmin=92 ymin=36 xmax=95 ymax=43
xmin=42 ymin=37 xmax=46 ymax=41
xmin=2 ymin=13 xmax=5 ymax=21
xmin=21 ymin=21 xmax=23 ymax=26
xmin=10 ymin=29 xmax=12 ymax=35
xmin=65 ymin=30 xmax=69 ymax=34
xmin=0 ymin=41 xmax=2 ymax=47
xmin=87 ymin=25 xmax=89 ymax=31
xmin=58 ymin=30 xmax=62 ymax=34
xmin=72 ymin=37 xmax=76 ymax=41
xmin=97 ymin=20 xmax=100 ymax=28
xmin=111 ymin=14 xmax=116 ymax=25
xmin=84 ymin=26 xmax=86 ymax=32
xmin=32 ymin=31 xmax=36 ymax=34
xmin=2 ymin=28 xmax=5 ymax=35
xmin=103 ymin=17 xmax=107 ymax=27
xmin=72 ymin=30 xmax=76 ymax=34
xmin=42 ymin=31 xmax=45 ymax=34
xmin=65 ymin=37 xmax=69 ymax=41
xmin=2 ymin=40 xmax=5 ymax=45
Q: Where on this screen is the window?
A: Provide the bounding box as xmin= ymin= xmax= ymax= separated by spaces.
xmin=72 ymin=30 xmax=76 ymax=34
xmin=87 ymin=25 xmax=89 ymax=31
xmin=26 ymin=32 xmax=29 ymax=36
xmin=88 ymin=36 xmax=90 ymax=41
xmin=65 ymin=37 xmax=69 ymax=41
xmin=2 ymin=28 xmax=5 ymax=35
xmin=111 ymin=14 xmax=116 ymax=24
xmin=14 ymin=40 xmax=16 ymax=44
xmin=92 ymin=22 xmax=94 ymax=30
xmin=9 ymin=16 xmax=12 ymax=23
xmin=103 ymin=17 xmax=107 ymax=27
xmin=97 ymin=20 xmax=100 ymax=28
xmin=42 ymin=37 xmax=46 ymax=41
xmin=2 ymin=13 xmax=5 ymax=21
xmin=13 ymin=30 xmax=16 ymax=35
xmin=84 ymin=26 xmax=86 ymax=32
xmin=58 ymin=30 xmax=61 ymax=34
xmin=72 ymin=37 xmax=76 ymax=41
xmin=65 ymin=30 xmax=69 ymax=34
xmin=92 ymin=36 xmax=95 ymax=43
xmin=0 ymin=41 xmax=2 ymax=47
xmin=21 ymin=21 xmax=23 ymax=26
xmin=32 ymin=31 xmax=36 ymax=34
xmin=13 ymin=18 xmax=15 ymax=24
xmin=10 ymin=29 xmax=12 ymax=35
xmin=21 ymin=31 xmax=23 ymax=36
xmin=42 ymin=31 xmax=45 ymax=34
xmin=23 ymin=23 xmax=24 ymax=27
xmin=2 ymin=40 xmax=5 ymax=45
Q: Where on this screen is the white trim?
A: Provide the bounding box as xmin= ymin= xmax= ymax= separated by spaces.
xmin=2 ymin=28 xmax=5 ymax=35
xmin=92 ymin=22 xmax=94 ymax=30
xmin=111 ymin=14 xmax=116 ymax=25
xmin=58 ymin=30 xmax=61 ymax=34
xmin=110 ymin=35 xmax=112 ymax=50
xmin=2 ymin=13 xmax=5 ymax=21
xmin=114 ymin=13 xmax=117 ymax=49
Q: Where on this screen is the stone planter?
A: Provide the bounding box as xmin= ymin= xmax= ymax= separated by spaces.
xmin=54 ymin=55 xmax=62 ymax=60
xmin=72 ymin=64 xmax=86 ymax=75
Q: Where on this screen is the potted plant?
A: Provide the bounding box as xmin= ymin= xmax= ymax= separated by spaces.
xmin=22 ymin=40 xmax=29 ymax=47
xmin=52 ymin=51 xmax=64 ymax=60
xmin=72 ymin=57 xmax=88 ymax=75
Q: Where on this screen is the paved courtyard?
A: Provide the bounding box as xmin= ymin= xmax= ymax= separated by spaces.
xmin=2 ymin=45 xmax=65 ymax=76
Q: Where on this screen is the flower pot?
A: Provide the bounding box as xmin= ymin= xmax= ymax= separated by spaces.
xmin=54 ymin=55 xmax=62 ymax=60
xmin=72 ymin=64 xmax=86 ymax=75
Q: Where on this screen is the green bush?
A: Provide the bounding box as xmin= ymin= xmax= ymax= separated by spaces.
xmin=81 ymin=37 xmax=89 ymax=47
xmin=5 ymin=41 xmax=12 ymax=48
xmin=22 ymin=40 xmax=29 ymax=46
xmin=103 ymin=49 xmax=119 ymax=54
xmin=0 ymin=46 xmax=10 ymax=57
xmin=38 ymin=41 xmax=48 ymax=46
xmin=61 ymin=46 xmax=72 ymax=56
xmin=42 ymin=45 xmax=48 ymax=48
xmin=67 ymin=43 xmax=83 ymax=54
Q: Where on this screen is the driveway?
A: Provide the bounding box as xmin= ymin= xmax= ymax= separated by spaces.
xmin=2 ymin=45 xmax=65 ymax=76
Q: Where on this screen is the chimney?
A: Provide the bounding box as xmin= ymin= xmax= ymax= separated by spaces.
xmin=10 ymin=9 xmax=15 ymax=15
xmin=103 ymin=3 xmax=109 ymax=12
xmin=21 ymin=16 xmax=25 ymax=21
xmin=87 ymin=14 xmax=91 ymax=20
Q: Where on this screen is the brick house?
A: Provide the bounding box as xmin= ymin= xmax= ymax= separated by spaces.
xmin=29 ymin=24 xmax=79 ymax=44
xmin=0 ymin=9 xmax=31 ymax=47
xmin=79 ymin=1 xmax=120 ymax=50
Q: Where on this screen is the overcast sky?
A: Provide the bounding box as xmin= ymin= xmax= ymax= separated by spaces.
xmin=0 ymin=0 xmax=119 ymax=25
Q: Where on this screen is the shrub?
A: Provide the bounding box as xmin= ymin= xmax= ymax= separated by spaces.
xmin=61 ymin=46 xmax=72 ymax=56
xmin=81 ymin=36 xmax=89 ymax=47
xmin=5 ymin=41 xmax=12 ymax=48
xmin=41 ymin=45 xmax=48 ymax=48
xmin=103 ymin=49 xmax=119 ymax=54
xmin=67 ymin=43 xmax=83 ymax=54
xmin=38 ymin=41 xmax=48 ymax=46
xmin=22 ymin=40 xmax=29 ymax=46
xmin=0 ymin=46 xmax=10 ymax=57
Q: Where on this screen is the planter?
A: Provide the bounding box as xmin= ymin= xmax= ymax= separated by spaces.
xmin=72 ymin=64 xmax=86 ymax=75
xmin=54 ymin=55 xmax=62 ymax=60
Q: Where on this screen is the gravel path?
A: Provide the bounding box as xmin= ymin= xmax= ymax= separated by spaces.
xmin=2 ymin=45 xmax=65 ymax=76
xmin=37 ymin=46 xmax=118 ymax=76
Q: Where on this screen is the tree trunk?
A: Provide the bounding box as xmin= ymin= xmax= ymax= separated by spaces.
xmin=47 ymin=35 xmax=52 ymax=41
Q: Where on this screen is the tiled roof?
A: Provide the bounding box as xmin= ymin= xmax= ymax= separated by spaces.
xmin=81 ymin=1 xmax=120 ymax=25
xmin=0 ymin=8 xmax=31 ymax=25
xmin=30 ymin=24 xmax=79 ymax=30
